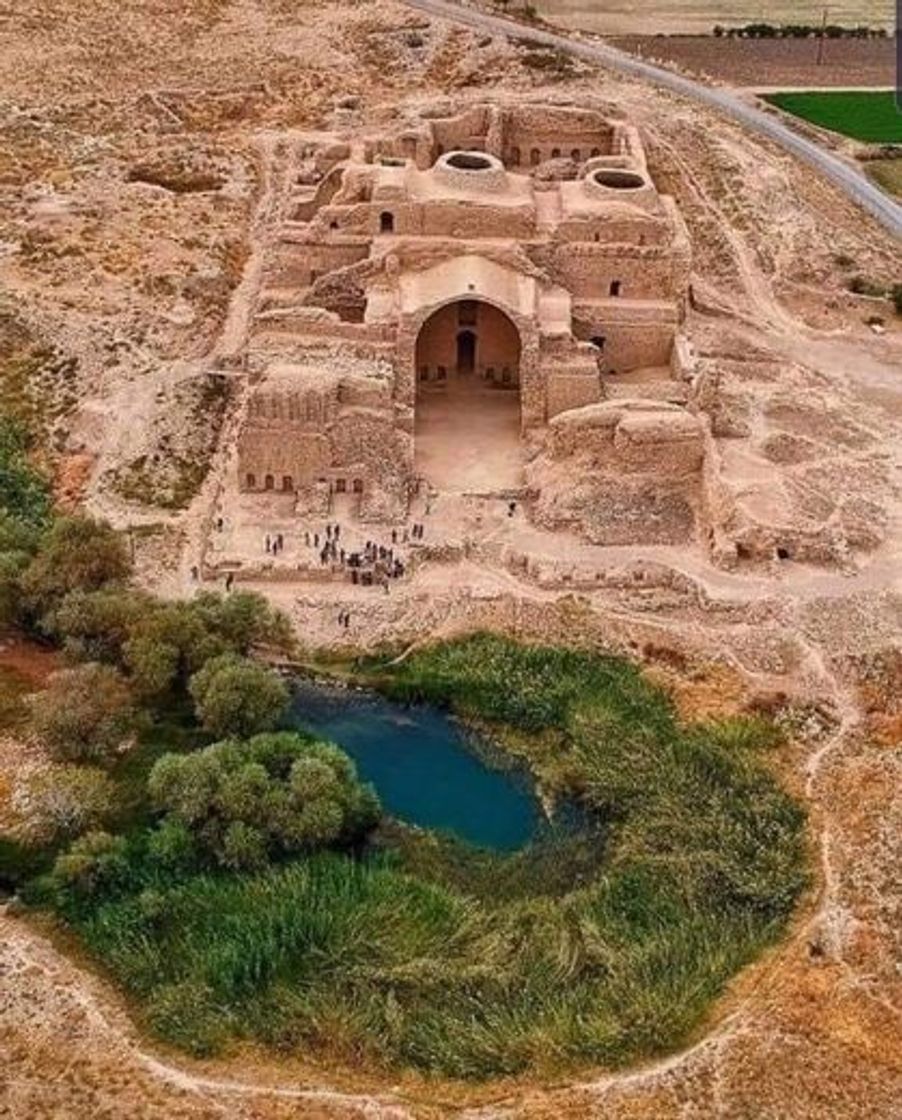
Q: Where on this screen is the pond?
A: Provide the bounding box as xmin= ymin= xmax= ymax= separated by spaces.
xmin=289 ymin=679 xmax=542 ymax=851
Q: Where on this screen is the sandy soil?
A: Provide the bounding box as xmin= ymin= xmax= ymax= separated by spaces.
xmin=1 ymin=1 xmax=901 ymax=1117
xmin=415 ymin=380 xmax=523 ymax=491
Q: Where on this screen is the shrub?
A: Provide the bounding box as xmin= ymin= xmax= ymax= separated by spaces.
xmin=22 ymin=516 xmax=131 ymax=619
xmin=122 ymin=597 xmax=293 ymax=701
xmin=51 ymin=830 xmax=130 ymax=898
xmin=188 ymin=654 xmax=289 ymax=738
xmin=0 ymin=549 xmax=31 ymax=628
xmin=49 ymin=587 xmax=152 ymax=664
xmin=146 ymin=732 xmax=381 ymax=870
xmin=21 ymin=765 xmax=115 ymax=845
xmin=0 ymin=417 xmax=52 ymax=529
xmin=847 ymin=275 xmax=886 ymax=298
xmin=189 ymin=590 xmax=294 ymax=655
xmin=44 ymin=586 xmax=293 ymax=700
xmin=30 ymin=662 xmax=136 ymax=763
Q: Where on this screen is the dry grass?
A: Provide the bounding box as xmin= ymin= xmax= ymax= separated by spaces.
xmin=866 ymin=159 xmax=902 ymax=198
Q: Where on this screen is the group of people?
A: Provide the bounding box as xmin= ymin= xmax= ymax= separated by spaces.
xmin=295 ymin=522 xmax=412 ymax=589
xmin=248 ymin=516 xmax=430 ymax=594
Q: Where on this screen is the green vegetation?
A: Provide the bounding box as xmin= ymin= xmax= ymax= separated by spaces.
xmin=188 ymin=653 xmax=289 ymax=737
xmin=0 ymin=367 xmax=806 ymax=1080
xmin=27 ymin=635 xmax=805 ymax=1079
xmin=764 ymin=91 xmax=902 ymax=144
xmin=0 ymin=418 xmax=52 ymax=530
xmin=22 ymin=765 xmax=116 ymax=845
xmin=145 ymin=732 xmax=380 ymax=871
xmin=716 ymin=22 xmax=887 ymax=39
xmin=30 ymin=662 xmax=137 ymax=763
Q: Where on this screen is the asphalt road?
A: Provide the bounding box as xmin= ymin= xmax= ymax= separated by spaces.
xmin=403 ymin=0 xmax=902 ymax=240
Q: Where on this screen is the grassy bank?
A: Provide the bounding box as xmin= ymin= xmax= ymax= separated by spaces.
xmin=39 ymin=635 xmax=806 ymax=1080
xmin=764 ymin=90 xmax=902 ymax=143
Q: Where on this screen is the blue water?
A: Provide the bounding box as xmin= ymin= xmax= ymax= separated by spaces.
xmin=288 ymin=679 xmax=541 ymax=851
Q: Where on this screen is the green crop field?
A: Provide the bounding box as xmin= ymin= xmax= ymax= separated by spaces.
xmin=765 ymin=91 xmax=902 ymax=143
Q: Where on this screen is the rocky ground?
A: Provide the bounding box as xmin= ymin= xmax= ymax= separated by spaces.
xmin=1 ymin=1 xmax=901 ymax=1117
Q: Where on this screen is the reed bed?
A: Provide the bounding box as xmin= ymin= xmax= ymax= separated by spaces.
xmin=58 ymin=635 xmax=806 ymax=1079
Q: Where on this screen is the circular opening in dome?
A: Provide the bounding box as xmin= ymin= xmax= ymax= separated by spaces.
xmin=591 ymin=169 xmax=645 ymax=190
xmin=447 ymin=152 xmax=494 ymax=171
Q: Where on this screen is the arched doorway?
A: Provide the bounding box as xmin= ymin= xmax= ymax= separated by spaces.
xmin=414 ymin=300 xmax=522 ymax=492
xmin=456 ymin=330 xmax=476 ymax=375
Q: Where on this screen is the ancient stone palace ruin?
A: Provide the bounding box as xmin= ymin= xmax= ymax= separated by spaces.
xmin=218 ymin=100 xmax=880 ymax=572
xmin=236 ymin=103 xmax=702 ymax=535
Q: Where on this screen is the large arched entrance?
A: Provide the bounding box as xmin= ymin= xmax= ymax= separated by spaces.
xmin=414 ymin=300 xmax=522 ymax=492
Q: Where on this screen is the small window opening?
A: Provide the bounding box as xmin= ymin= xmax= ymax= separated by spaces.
xmin=282 ymin=475 xmax=293 ymax=491
xmin=530 ymin=148 xmax=540 ymax=166
xmin=458 ymin=300 xmax=477 ymax=326
xmin=353 ymin=478 xmax=364 ymax=494
xmin=610 ymin=280 xmax=622 ymax=297
xmin=335 ymin=478 xmax=347 ymax=494
xmin=264 ymin=474 xmax=274 ymax=491
xmin=246 ymin=473 xmax=256 ymax=489
xmin=379 ymin=211 xmax=394 ymax=233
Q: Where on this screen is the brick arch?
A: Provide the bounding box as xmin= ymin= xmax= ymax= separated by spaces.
xmin=398 ymin=293 xmax=542 ymax=431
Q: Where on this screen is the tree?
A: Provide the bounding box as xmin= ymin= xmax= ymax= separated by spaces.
xmin=147 ymin=732 xmax=381 ymax=871
xmin=188 ymin=654 xmax=289 ymax=738
xmin=22 ymin=516 xmax=131 ymax=619
xmin=30 ymin=662 xmax=136 ymax=763
xmin=188 ymin=591 xmax=294 ymax=656
xmin=49 ymin=586 xmax=152 ymax=664
xmin=45 ymin=587 xmax=293 ymax=700
xmin=123 ymin=603 xmax=227 ymax=699
xmin=21 ymin=765 xmax=115 ymax=845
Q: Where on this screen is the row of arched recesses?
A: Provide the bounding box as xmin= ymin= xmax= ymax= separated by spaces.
xmin=430 ymin=143 xmax=605 ymax=169
xmin=333 ymin=478 xmax=365 ymax=494
xmin=509 ymin=145 xmax=603 ymax=167
xmin=247 ymin=473 xmax=294 ymax=492
xmin=245 ymin=474 xmax=365 ymax=494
